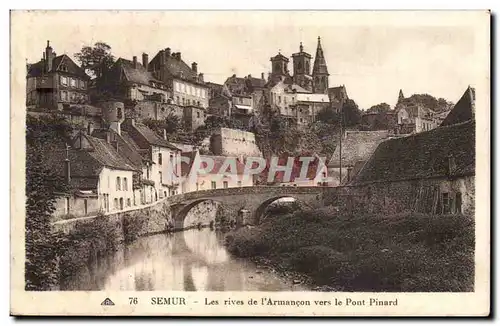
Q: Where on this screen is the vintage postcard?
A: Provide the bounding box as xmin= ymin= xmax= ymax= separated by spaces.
xmin=10 ymin=10 xmax=490 ymax=316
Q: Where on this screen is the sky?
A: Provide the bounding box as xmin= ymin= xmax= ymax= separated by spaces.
xmin=14 ymin=11 xmax=487 ymax=109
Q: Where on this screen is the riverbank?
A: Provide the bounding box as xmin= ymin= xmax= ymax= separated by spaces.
xmin=224 ymin=206 xmax=475 ymax=292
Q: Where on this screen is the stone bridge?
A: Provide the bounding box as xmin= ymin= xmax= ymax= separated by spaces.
xmin=167 ymin=186 xmax=338 ymax=229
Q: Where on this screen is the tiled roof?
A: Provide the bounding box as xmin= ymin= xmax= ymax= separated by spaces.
xmin=27 ymin=54 xmax=89 ymax=79
xmin=131 ymin=123 xmax=181 ymax=150
xmin=84 ymin=135 xmax=138 ymax=171
xmin=285 ymin=83 xmax=310 ymax=93
xmin=350 ymin=120 xmax=475 ymax=185
xmin=441 ymin=87 xmax=475 ymax=127
xmin=116 ymin=58 xmax=164 ymax=87
xmin=328 ymin=130 xmax=392 ymax=168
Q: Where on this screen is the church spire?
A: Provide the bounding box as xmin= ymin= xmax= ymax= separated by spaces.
xmin=313 ymin=36 xmax=328 ymax=75
xmin=312 ymin=36 xmax=329 ymax=94
xmin=398 ymin=89 xmax=405 ymax=103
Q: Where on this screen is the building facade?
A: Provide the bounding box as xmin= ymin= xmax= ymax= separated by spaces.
xmin=26 ymin=41 xmax=90 ymax=110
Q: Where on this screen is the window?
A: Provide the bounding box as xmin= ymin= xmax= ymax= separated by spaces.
xmin=60 ymin=91 xmax=68 ymax=102
xmin=159 ymin=172 xmax=163 ymax=184
xmin=455 ymin=192 xmax=462 ymax=213
xmin=116 ymin=177 xmax=121 ymax=191
xmin=176 ymin=96 xmax=180 ymax=104
xmin=84 ymin=199 xmax=88 ymax=215
xmin=127 ymin=198 xmax=131 ymax=207
xmin=182 ymin=98 xmax=185 ymax=106
xmin=79 ymin=80 xmax=85 ymax=89
xmin=60 ymin=76 xmax=68 ymax=86
xmin=117 ymin=107 xmax=123 ymax=120
xmin=237 ymin=181 xmax=242 ymax=187
xmin=278 ymin=96 xmax=281 ymax=104
xmin=197 ymin=101 xmax=200 ymax=107
xmin=114 ymin=198 xmax=118 ymax=210
xmin=223 ymin=181 xmax=228 ymax=189
xmin=158 ymin=153 xmax=162 ymax=165
xmin=70 ymin=78 xmax=76 ymax=88
xmin=211 ymin=181 xmax=217 ymax=189
xmin=123 ymin=177 xmax=128 ymax=191
xmin=442 ymin=192 xmax=450 ymax=214
xmin=197 ymin=111 xmax=200 ymax=118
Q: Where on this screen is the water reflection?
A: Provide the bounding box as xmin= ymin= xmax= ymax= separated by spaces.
xmin=62 ymin=228 xmax=306 ymax=291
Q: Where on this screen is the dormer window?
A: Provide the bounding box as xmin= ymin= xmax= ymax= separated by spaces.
xmin=60 ymin=64 xmax=68 ymax=72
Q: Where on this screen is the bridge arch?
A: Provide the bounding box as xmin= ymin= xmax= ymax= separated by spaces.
xmin=173 ymin=199 xmax=218 ymax=230
xmin=254 ymin=196 xmax=302 ymax=225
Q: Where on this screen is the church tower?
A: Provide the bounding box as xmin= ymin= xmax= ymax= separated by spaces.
xmin=270 ymin=51 xmax=289 ymax=83
xmin=292 ymin=42 xmax=313 ymax=91
xmin=312 ymin=36 xmax=329 ymax=94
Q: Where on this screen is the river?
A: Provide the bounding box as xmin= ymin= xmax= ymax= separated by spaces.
xmin=61 ymin=228 xmax=307 ymax=291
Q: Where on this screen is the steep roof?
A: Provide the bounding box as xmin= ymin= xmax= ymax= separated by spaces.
xmin=328 ymin=86 xmax=348 ymax=101
xmin=128 ymin=122 xmax=181 ymax=150
xmin=350 ymin=120 xmax=475 ymax=185
xmin=114 ymin=58 xmax=165 ymax=87
xmin=149 ymin=50 xmax=204 ymax=85
xmin=83 ymin=134 xmax=138 ymax=172
xmin=312 ymin=37 xmax=329 ymax=75
xmin=441 ymin=86 xmax=475 ymax=127
xmin=27 ymin=54 xmax=89 ymax=79
xmin=42 ymin=132 xmax=138 ymax=191
xmin=328 ymin=130 xmax=392 ymax=168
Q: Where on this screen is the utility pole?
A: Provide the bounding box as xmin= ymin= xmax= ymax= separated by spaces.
xmin=339 ymin=100 xmax=343 ymax=185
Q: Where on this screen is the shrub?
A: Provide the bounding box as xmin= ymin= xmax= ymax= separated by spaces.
xmin=225 ymin=209 xmax=475 ymax=292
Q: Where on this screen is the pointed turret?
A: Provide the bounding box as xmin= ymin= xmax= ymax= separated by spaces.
xmin=312 ymin=36 xmax=329 ymax=94
xmin=398 ymin=89 xmax=405 ymax=103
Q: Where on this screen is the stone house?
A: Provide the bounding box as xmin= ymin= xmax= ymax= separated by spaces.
xmin=26 ymin=41 xmax=90 ymax=110
xmin=123 ymin=118 xmax=183 ymax=198
xmin=360 ymin=110 xmax=398 ymax=131
xmin=396 ymin=104 xmax=438 ymax=134
xmin=346 ymin=119 xmax=475 ymax=216
xmin=328 ymin=130 xmax=394 ymax=186
xmin=47 ymin=130 xmax=139 ymax=219
xmin=148 ymin=48 xmax=209 ymax=109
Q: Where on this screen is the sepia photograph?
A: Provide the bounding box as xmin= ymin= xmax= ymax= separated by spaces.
xmin=10 ymin=10 xmax=490 ymax=316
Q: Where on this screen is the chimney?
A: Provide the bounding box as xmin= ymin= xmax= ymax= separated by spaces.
xmin=261 ymin=72 xmax=265 ymax=80
xmin=198 ymin=73 xmax=204 ymax=82
xmin=176 ymin=52 xmax=181 ymax=61
xmin=132 ymin=56 xmax=138 ymax=68
xmin=64 ymin=158 xmax=71 ymax=185
xmin=248 ymin=74 xmax=252 ymax=78
xmin=191 ymin=62 xmax=198 ymax=73
xmin=142 ymin=53 xmax=149 ymax=69
xmin=165 ymin=47 xmax=171 ymax=57
xmin=163 ymin=129 xmax=167 ymax=140
xmin=45 ymin=40 xmax=53 ymax=72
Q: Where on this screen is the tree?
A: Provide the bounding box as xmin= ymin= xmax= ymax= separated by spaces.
xmin=367 ymin=102 xmax=391 ymax=114
xmin=317 ymin=106 xmax=340 ymax=125
xmin=25 ymin=115 xmax=73 ymax=290
xmin=74 ymin=42 xmax=115 ymax=78
xmin=341 ymin=99 xmax=362 ymax=127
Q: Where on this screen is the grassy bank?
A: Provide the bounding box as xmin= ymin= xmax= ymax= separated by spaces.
xmin=225 ymin=207 xmax=474 ymax=292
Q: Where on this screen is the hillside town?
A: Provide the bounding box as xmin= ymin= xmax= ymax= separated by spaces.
xmin=26 ymin=38 xmax=476 ymax=221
